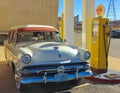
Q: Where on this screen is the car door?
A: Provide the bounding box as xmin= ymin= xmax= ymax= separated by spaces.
xmin=5 ymin=31 xmax=15 ymax=62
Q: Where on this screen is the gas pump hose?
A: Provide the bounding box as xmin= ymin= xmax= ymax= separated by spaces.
xmin=103 ymin=25 xmax=111 ymax=69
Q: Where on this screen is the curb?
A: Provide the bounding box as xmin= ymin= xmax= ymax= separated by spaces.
xmin=85 ymin=76 xmax=120 ymax=83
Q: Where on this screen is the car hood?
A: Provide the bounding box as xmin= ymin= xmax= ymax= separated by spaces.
xmin=19 ymin=42 xmax=80 ymax=63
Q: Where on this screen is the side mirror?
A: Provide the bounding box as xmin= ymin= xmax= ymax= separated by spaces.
xmin=8 ymin=39 xmax=12 ymax=44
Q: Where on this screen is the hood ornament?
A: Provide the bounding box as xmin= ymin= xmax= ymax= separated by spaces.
xmin=53 ymin=46 xmax=61 ymax=58
xmin=57 ymin=66 xmax=65 ymax=73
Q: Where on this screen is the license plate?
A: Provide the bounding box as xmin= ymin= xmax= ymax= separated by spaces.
xmin=55 ymin=73 xmax=68 ymax=82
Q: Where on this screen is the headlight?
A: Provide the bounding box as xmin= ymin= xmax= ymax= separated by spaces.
xmin=84 ymin=51 xmax=91 ymax=60
xmin=84 ymin=64 xmax=90 ymax=70
xmin=22 ymin=54 xmax=31 ymax=64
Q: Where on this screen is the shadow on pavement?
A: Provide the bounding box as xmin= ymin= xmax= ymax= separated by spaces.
xmin=21 ymin=77 xmax=88 ymax=93
xmin=22 ymin=82 xmax=73 ymax=93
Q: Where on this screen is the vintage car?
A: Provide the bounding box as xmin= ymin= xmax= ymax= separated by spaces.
xmin=110 ymin=30 xmax=120 ymax=38
xmin=4 ymin=25 xmax=92 ymax=91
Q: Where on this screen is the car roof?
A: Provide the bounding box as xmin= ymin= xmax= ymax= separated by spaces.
xmin=10 ymin=25 xmax=58 ymax=33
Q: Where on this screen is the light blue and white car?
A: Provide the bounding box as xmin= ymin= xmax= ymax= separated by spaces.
xmin=4 ymin=25 xmax=92 ymax=91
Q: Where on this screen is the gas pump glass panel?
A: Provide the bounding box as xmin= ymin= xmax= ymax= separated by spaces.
xmin=93 ymin=21 xmax=99 ymax=36
xmin=92 ymin=20 xmax=99 ymax=43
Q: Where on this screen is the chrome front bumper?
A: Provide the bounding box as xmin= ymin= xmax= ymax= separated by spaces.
xmin=16 ymin=70 xmax=92 ymax=84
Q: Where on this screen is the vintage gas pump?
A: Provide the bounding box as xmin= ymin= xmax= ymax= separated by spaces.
xmin=57 ymin=13 xmax=64 ymax=40
xmin=90 ymin=5 xmax=110 ymax=74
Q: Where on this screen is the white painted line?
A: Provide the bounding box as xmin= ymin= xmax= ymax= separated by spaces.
xmin=72 ymin=83 xmax=90 ymax=89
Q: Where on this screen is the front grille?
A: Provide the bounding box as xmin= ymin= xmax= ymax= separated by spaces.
xmin=21 ymin=62 xmax=87 ymax=77
xmin=23 ymin=62 xmax=87 ymax=69
xmin=22 ymin=69 xmax=86 ymax=77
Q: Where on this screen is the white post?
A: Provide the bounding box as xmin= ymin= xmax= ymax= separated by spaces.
xmin=64 ymin=0 xmax=74 ymax=45
xmin=82 ymin=0 xmax=95 ymax=50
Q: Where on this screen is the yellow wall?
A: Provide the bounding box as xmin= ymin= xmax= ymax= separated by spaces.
xmin=0 ymin=0 xmax=58 ymax=32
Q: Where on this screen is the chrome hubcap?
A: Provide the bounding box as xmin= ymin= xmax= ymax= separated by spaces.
xmin=16 ymin=80 xmax=21 ymax=90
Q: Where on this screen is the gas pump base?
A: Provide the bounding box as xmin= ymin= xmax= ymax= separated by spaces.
xmin=90 ymin=67 xmax=107 ymax=74
xmin=85 ymin=69 xmax=120 ymax=83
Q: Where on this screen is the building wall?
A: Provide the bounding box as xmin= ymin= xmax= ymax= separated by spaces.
xmin=74 ymin=15 xmax=79 ymax=24
xmin=0 ymin=0 xmax=58 ymax=32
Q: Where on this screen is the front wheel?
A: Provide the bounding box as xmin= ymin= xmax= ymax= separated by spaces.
xmin=15 ymin=80 xmax=25 ymax=91
xmin=15 ymin=68 xmax=25 ymax=91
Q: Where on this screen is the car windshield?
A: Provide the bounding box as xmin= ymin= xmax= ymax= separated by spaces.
xmin=17 ymin=31 xmax=62 ymax=43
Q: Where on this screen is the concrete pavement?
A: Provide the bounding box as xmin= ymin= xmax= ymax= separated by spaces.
xmin=108 ymin=56 xmax=120 ymax=72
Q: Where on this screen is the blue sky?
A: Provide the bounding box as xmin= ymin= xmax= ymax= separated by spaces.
xmin=58 ymin=0 xmax=120 ymax=21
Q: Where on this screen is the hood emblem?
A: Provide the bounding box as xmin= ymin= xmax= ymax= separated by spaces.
xmin=57 ymin=66 xmax=65 ymax=73
xmin=58 ymin=54 xmax=62 ymax=58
